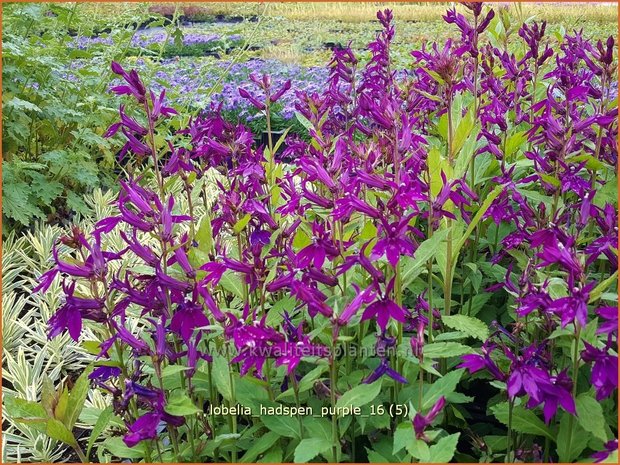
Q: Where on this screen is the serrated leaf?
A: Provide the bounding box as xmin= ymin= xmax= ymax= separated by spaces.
xmin=103 ymin=437 xmax=147 ymax=459
xmin=241 ymin=431 xmax=280 ymax=462
xmin=336 ymin=380 xmax=382 ymax=411
xmin=164 ymin=392 xmax=202 ymax=416
xmin=212 ymin=354 xmax=233 ymax=402
xmin=235 ymin=374 xmax=269 ymax=411
xmin=491 ymin=402 xmax=554 ymax=441
xmin=423 ymin=342 xmax=474 ymax=358
xmin=556 ymin=413 xmax=590 ymax=462
xmin=402 ymin=227 xmax=452 ymax=287
xmin=261 ymin=413 xmax=301 ymax=439
xmin=393 ymin=422 xmax=413 ymax=454
xmin=294 ymin=437 xmax=332 ymax=463
xmin=219 ymin=270 xmax=244 ymax=299
xmin=575 ymin=394 xmax=607 ymax=442
xmin=429 ymin=433 xmax=460 ymax=462
xmin=422 ymin=369 xmax=464 ymax=410
xmin=406 ymin=438 xmax=431 ymax=461
xmin=366 ymin=447 xmax=391 ymax=463
xmin=54 ymin=387 xmax=69 ymax=423
xmin=442 ymin=315 xmax=489 ymax=341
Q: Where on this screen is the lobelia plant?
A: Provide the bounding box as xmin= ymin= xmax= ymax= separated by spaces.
xmin=23 ymin=3 xmax=617 ymax=463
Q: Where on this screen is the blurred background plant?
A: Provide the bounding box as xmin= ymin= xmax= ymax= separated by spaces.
xmin=1 ymin=190 xmax=117 ymax=462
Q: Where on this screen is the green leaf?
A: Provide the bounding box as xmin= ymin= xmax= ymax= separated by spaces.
xmin=504 ymin=130 xmax=528 ymax=159
xmin=212 ymin=354 xmax=233 ymax=402
xmin=278 ymin=364 xmax=327 ymax=400
xmin=429 ymin=433 xmax=460 ymax=462
xmin=4 ymin=395 xmax=47 ymax=423
xmin=87 ymin=407 xmax=114 ymax=459
xmin=393 ymin=422 xmax=413 ymax=454
xmin=452 ymin=185 xmax=503 ymax=261
xmin=41 ymin=376 xmax=55 ymax=417
xmin=161 ymin=364 xmax=191 ymax=379
xmin=241 ymin=431 xmax=280 ymax=462
xmin=442 ymin=315 xmax=489 ymax=341
xmin=67 ymin=190 xmax=91 ymax=216
xmin=336 ymin=380 xmax=382 ymax=411
xmin=303 ymin=416 xmax=332 ymax=442
xmin=422 ymin=369 xmax=464 ymax=410
xmin=261 ymin=413 xmax=301 ymax=439
xmin=235 ymin=374 xmax=269 ymax=411
xmin=295 ymin=111 xmax=314 ymax=132
xmin=46 ymin=418 xmax=77 ymax=447
xmin=165 ymin=392 xmax=202 ymax=416
xmin=366 ymin=447 xmax=391 ymax=463
xmin=428 ymin=146 xmax=450 ymax=197
xmin=484 ymin=435 xmax=508 ymax=452
xmin=258 ymin=446 xmax=283 ymax=463
xmin=406 ymin=439 xmax=431 ymax=462
xmin=54 ymin=387 xmax=69 ymax=422
xmin=294 ymin=437 xmax=332 ymax=463
xmin=233 ymin=213 xmax=252 ymax=234
xmin=292 ymin=228 xmax=312 ymax=250
xmin=360 ymin=220 xmax=378 ymax=241
xmin=556 ymin=413 xmax=590 ymax=462
xmin=567 ymin=153 xmax=605 ymax=171
xmin=575 ymin=394 xmax=607 ymax=442
xmin=103 ymin=437 xmax=147 ymax=459
xmin=7 ymin=96 xmax=42 ymax=113
xmin=65 ymin=365 xmax=93 ymax=429
xmin=195 ymin=216 xmax=213 ymax=253
xmin=491 ymin=402 xmax=555 ymax=441
xmin=401 ymin=227 xmax=452 ymax=287
xmin=423 ymin=342 xmax=474 ymax=358
xmin=219 ymin=270 xmax=244 ymax=299
xmin=452 ymin=109 xmax=475 ymax=159
xmin=589 ymin=270 xmax=618 ymax=304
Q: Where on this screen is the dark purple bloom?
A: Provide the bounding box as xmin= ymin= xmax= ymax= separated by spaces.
xmin=592 ymin=440 xmax=618 ymax=463
xmin=363 ymin=357 xmax=407 ymax=384
xmin=582 ymin=341 xmax=618 ymax=401
xmin=413 ymin=396 xmax=446 ymax=441
xmin=123 ymin=412 xmax=160 ymax=447
xmin=170 ymin=301 xmax=210 ymax=342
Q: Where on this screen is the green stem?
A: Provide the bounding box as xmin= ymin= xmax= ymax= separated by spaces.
xmin=330 ymin=340 xmax=339 ymax=462
xmin=565 ymin=326 xmax=582 ymax=461
xmin=291 ymin=374 xmax=304 ymax=439
xmin=73 ymin=443 xmax=88 ymax=463
xmin=507 ymin=398 xmax=514 ymax=462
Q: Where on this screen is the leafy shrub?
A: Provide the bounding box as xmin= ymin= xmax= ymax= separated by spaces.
xmin=1 ymin=3 xmax=156 ymax=234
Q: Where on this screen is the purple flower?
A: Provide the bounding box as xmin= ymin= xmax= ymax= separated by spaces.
xmin=170 ymin=301 xmax=210 ymax=342
xmin=413 ymin=396 xmax=446 ymax=441
xmin=361 ymin=292 xmax=408 ymax=331
xmin=582 ymin=341 xmax=618 ymax=401
xmin=123 ymin=412 xmax=160 ymax=447
xmin=363 ymin=357 xmax=407 ymax=384
xmin=592 ymin=440 xmax=618 ymax=463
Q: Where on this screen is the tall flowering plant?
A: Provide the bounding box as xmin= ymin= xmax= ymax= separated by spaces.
xmin=23 ymin=4 xmax=617 ymax=463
